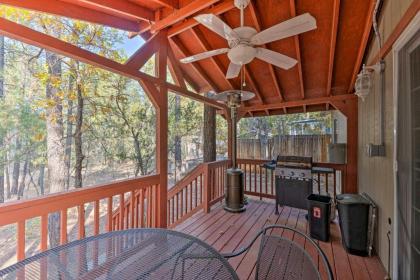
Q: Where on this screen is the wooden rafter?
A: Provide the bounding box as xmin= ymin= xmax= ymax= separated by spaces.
xmin=149 ymin=0 xmax=178 ymax=9
xmin=0 ymin=0 xmax=143 ymax=32
xmin=289 ymin=0 xmax=305 ymax=99
xmin=190 ymin=26 xmax=236 ymax=90
xmin=170 ymin=37 xmax=220 ymax=91
xmin=239 ymin=94 xmax=356 ymax=113
xmin=244 ymin=65 xmax=264 ymax=104
xmin=167 ymin=0 xmax=235 ymax=38
xmin=348 ymin=0 xmax=376 ymax=93
xmin=59 ymin=0 xmax=154 ymax=21
xmin=248 ymin=1 xmax=284 ymax=102
xmin=326 ymin=0 xmax=340 ymax=96
xmin=0 ymin=17 xmax=227 ymax=110
xmin=150 ymin=0 xmax=220 ymax=33
xmin=125 ymin=32 xmax=161 ymax=69
xmin=167 ymin=47 xmax=187 ymax=89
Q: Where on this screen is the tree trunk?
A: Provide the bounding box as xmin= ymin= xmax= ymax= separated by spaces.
xmin=0 ymin=35 xmax=4 ymax=203
xmin=38 ymin=164 xmax=45 ymax=195
xmin=74 ymin=83 xmax=84 ymax=188
xmin=174 ymin=95 xmax=182 ymax=180
xmin=5 ymin=154 xmax=10 ymax=199
xmin=17 ymin=158 xmax=28 ymax=199
xmin=11 ymin=137 xmax=21 ymax=195
xmin=64 ymin=79 xmax=74 ymax=190
xmin=203 ymin=101 xmax=216 ymax=163
xmin=45 ymin=51 xmax=65 ymax=248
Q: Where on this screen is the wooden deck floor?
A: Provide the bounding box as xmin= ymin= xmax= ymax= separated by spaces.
xmin=175 ymin=198 xmax=386 ymax=280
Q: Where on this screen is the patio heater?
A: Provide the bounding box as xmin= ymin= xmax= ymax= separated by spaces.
xmin=210 ymin=90 xmax=255 ymax=212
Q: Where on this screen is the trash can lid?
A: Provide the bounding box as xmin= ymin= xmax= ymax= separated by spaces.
xmin=336 ymin=194 xmax=370 ymax=205
xmin=307 ymin=194 xmax=331 ymax=204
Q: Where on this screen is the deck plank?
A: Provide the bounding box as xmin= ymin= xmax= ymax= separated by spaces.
xmin=176 ymin=198 xmax=386 ymax=280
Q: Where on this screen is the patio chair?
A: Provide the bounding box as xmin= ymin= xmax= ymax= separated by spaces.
xmin=222 ymin=225 xmax=334 ymax=280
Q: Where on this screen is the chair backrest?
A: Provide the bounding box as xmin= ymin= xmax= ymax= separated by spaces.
xmin=256 ymin=225 xmax=334 ymax=280
xmin=221 ymin=225 xmax=334 ymax=280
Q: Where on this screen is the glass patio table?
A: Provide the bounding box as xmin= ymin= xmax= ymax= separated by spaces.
xmin=0 ymin=228 xmax=239 ymax=280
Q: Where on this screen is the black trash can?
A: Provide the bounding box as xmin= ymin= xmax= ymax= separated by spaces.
xmin=336 ymin=193 xmax=375 ymax=256
xmin=307 ymin=194 xmax=331 ymax=242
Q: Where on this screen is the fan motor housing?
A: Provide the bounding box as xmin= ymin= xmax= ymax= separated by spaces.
xmin=228 ymin=44 xmax=256 ymax=65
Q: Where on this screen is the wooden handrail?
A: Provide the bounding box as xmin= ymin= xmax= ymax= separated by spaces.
xmin=0 ymin=175 xmax=159 ymax=226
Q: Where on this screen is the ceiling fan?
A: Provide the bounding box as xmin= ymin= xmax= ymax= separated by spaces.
xmin=180 ymin=0 xmax=317 ymax=79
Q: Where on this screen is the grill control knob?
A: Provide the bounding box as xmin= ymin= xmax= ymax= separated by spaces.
xmin=301 ymin=172 xmax=305 ymax=177
xmin=290 ymin=171 xmax=295 ymax=176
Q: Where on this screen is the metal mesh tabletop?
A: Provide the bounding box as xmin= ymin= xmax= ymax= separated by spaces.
xmin=0 ymin=229 xmax=239 ymax=280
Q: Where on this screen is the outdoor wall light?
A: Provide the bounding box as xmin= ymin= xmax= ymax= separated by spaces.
xmin=355 ymin=63 xmax=383 ymax=101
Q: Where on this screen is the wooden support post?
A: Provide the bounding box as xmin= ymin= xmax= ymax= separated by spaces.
xmin=227 ymin=112 xmax=233 ymax=165
xmin=140 ymin=32 xmax=168 ymax=228
xmin=330 ymin=97 xmax=358 ymax=193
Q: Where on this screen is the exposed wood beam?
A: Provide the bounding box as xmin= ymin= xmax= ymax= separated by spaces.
xmin=167 ymin=47 xmax=187 ymax=89
xmin=125 ymin=32 xmax=161 ymax=69
xmin=149 ymin=0 xmax=178 ymax=9
xmin=170 ymin=37 xmax=220 ymax=91
xmin=0 ymin=17 xmax=227 ymax=110
xmin=59 ymin=0 xmax=154 ymax=21
xmin=289 ymin=0 xmax=305 ymax=99
xmin=0 ymin=0 xmax=141 ymax=32
xmin=190 ymin=26 xmax=236 ymax=90
xmin=239 ymin=94 xmax=356 ymax=113
xmin=348 ymin=0 xmax=376 ymax=93
xmin=368 ymin=0 xmax=420 ymax=65
xmin=150 ymin=0 xmax=220 ymax=33
xmin=327 ymin=0 xmax=340 ymax=96
xmin=167 ymin=0 xmax=235 ymax=38
xmin=248 ymin=1 xmax=284 ymax=102
xmin=244 ymin=65 xmax=264 ymax=103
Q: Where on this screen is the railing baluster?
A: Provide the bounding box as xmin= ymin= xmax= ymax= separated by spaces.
xmin=60 ymin=209 xmax=68 ymax=244
xmin=78 ymin=204 xmax=85 ymax=239
xmin=189 ymin=183 xmax=192 ymax=212
xmin=333 ymin=171 xmax=337 ymax=198
xmin=259 ymin=165 xmax=262 ymax=200
xmin=17 ymin=220 xmax=25 ymax=261
xmin=318 ymin=173 xmax=321 ymax=194
xmin=130 ymin=191 xmax=135 ymax=229
xmin=254 ymin=163 xmax=257 ymax=193
xmin=139 ymin=189 xmax=144 ymax=227
xmin=325 ymin=173 xmax=329 ymax=195
xmin=265 ymin=168 xmax=268 ymax=195
xmin=119 ymin=194 xmax=124 ymax=230
xmin=94 ymin=200 xmax=100 ymax=235
xmin=40 ymin=214 xmax=48 ymax=251
xmin=107 ymin=197 xmax=113 ymax=232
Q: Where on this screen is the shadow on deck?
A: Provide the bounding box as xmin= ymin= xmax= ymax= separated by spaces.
xmin=175 ymin=198 xmax=386 ymax=280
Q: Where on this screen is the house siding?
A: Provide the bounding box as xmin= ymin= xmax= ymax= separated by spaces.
xmin=358 ymin=0 xmax=415 ymax=273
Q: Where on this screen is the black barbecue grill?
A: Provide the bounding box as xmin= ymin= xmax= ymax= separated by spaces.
xmin=274 ymin=156 xmax=313 ymax=213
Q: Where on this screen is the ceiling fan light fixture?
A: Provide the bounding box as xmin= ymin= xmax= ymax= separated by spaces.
xmin=228 ymin=45 xmax=256 ymax=65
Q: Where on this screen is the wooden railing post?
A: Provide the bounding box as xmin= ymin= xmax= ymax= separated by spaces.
xmin=203 ymin=163 xmax=211 ymax=213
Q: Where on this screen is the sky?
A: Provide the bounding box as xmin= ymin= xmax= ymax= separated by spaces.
xmin=119 ymin=35 xmax=145 ymax=57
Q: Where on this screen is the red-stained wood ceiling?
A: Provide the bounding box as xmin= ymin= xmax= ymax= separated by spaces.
xmin=0 ymin=0 xmax=374 ymax=116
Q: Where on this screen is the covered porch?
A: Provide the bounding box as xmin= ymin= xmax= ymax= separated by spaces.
xmin=0 ymin=0 xmax=419 ymax=279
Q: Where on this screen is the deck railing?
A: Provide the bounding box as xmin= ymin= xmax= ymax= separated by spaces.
xmin=237 ymin=159 xmax=346 ymax=199
xmin=167 ymin=160 xmax=230 ymax=228
xmin=0 ymin=158 xmax=345 ymax=265
xmin=0 ymin=175 xmax=160 ymax=262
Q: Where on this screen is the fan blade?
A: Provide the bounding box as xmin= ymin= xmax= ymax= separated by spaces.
xmin=194 ymin=14 xmax=239 ymax=41
xmin=180 ymin=48 xmax=229 ymax=63
xmin=251 ymin=13 xmax=316 ymax=45
xmin=256 ymin=48 xmax=297 ymax=70
xmin=226 ymin=63 xmax=241 ymax=79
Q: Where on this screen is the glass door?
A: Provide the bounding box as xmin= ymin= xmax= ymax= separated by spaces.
xmin=397 ymin=30 xmax=420 ymax=280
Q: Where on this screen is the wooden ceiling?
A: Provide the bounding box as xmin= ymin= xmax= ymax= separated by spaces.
xmin=0 ymin=0 xmax=375 ymax=116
